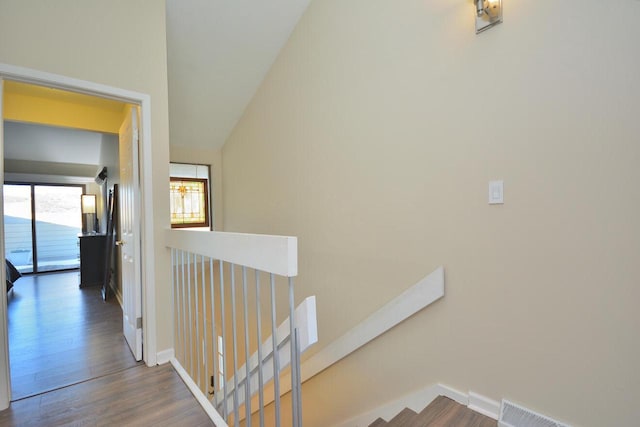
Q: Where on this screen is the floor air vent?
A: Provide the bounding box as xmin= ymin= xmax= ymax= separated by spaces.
xmin=499 ymin=400 xmax=570 ymax=427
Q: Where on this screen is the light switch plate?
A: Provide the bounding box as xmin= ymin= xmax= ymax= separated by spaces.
xmin=489 ymin=180 xmax=504 ymax=204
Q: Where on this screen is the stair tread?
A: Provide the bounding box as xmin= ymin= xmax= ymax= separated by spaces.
xmin=370 ymin=395 xmax=497 ymax=427
xmin=417 ymin=396 xmax=497 ymax=427
xmin=387 ymin=407 xmax=418 ymax=426
xmin=410 ymin=396 xmax=458 ymax=426
xmin=368 ymin=417 xmax=388 ymax=427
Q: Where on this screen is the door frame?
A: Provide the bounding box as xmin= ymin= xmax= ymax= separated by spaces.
xmin=0 ymin=63 xmax=158 ymax=409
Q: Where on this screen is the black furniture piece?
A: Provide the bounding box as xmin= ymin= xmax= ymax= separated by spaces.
xmin=79 ymin=234 xmax=106 ymax=288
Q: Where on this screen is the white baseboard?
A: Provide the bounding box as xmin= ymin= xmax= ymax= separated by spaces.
xmin=437 ymin=383 xmax=470 ymax=406
xmin=156 ymin=348 xmax=175 ymax=365
xmin=170 ymin=358 xmax=228 ymax=427
xmin=334 ymin=383 xmax=497 ymax=427
xmin=115 ymin=289 xmax=123 ymax=307
xmin=468 ymin=390 xmax=501 ymax=420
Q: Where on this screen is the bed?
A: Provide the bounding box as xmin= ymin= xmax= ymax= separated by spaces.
xmin=6 ymin=259 xmax=22 ymax=293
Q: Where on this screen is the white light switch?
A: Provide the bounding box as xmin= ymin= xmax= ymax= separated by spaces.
xmin=489 ymin=180 xmax=504 ymax=204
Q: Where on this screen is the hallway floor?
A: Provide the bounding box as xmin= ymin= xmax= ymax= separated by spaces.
xmin=1 ymin=271 xmax=212 ymax=426
xmin=0 ymin=363 xmax=212 ymax=426
xmin=7 ymin=271 xmax=139 ymax=400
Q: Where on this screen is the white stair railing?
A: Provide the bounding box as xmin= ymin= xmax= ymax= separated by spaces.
xmin=165 ymin=229 xmax=317 ymax=427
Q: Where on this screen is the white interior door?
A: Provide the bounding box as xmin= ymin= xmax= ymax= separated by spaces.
xmin=119 ymin=106 xmax=143 ymax=361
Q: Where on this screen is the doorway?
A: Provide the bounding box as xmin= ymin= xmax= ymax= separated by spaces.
xmin=1 ymin=116 xmax=134 ymax=400
xmin=0 ymin=65 xmax=158 ymax=409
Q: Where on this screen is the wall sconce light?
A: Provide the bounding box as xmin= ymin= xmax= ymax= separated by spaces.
xmin=81 ymin=194 xmax=97 ymax=234
xmin=475 ymin=0 xmax=502 ymax=34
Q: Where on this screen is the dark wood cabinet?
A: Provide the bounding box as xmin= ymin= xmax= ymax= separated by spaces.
xmin=79 ymin=234 xmax=106 ymax=288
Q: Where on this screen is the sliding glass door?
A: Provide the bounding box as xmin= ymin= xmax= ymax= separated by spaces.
xmin=3 ymin=185 xmax=34 ymax=273
xmin=3 ymin=184 xmax=83 ymax=274
xmin=34 ymin=185 xmax=83 ymax=272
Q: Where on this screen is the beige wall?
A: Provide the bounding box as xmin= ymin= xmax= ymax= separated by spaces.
xmin=0 ymin=1 xmax=173 ymax=353
xmin=222 ymin=0 xmax=640 ymax=426
xmin=169 ymin=146 xmax=224 ymax=231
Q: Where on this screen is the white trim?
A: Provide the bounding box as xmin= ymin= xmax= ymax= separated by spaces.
xmin=0 ymin=63 xmax=145 ymax=104
xmin=0 ymin=77 xmax=11 ymax=410
xmin=170 ymin=358 xmax=228 ymax=427
xmin=165 ymin=229 xmax=297 ymax=277
xmin=334 ymin=384 xmax=496 ymax=427
xmin=0 ymin=62 xmax=158 ymax=373
xmin=333 ymin=384 xmax=456 ymax=427
xmin=138 ymin=98 xmax=157 ymax=366
xmin=333 ymin=384 xmax=440 ymax=427
xmin=115 ymin=288 xmax=124 ymax=308
xmin=156 ymin=349 xmax=175 ymax=365
xmin=438 ymin=383 xmax=469 ymax=406
xmin=302 ymin=266 xmax=444 ymax=382
xmin=468 ymin=390 xmax=501 ymax=420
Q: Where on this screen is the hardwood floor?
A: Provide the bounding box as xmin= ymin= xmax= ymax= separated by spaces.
xmin=0 ymin=363 xmax=213 ymax=426
xmin=7 ymin=271 xmax=140 ymax=400
xmin=1 ymin=272 xmax=212 ymax=426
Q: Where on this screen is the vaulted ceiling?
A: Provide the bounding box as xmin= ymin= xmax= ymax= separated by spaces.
xmin=2 ymin=2 xmax=311 ymax=151
xmin=166 ymin=0 xmax=312 ymax=150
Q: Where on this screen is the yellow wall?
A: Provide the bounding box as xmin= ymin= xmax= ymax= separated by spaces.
xmin=3 ymin=81 xmax=125 ymax=134
xmin=221 ymin=0 xmax=640 ymax=426
xmin=0 ymin=0 xmax=172 ymax=353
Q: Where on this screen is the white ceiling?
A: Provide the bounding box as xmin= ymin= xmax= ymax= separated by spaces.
xmin=166 ymin=0 xmax=312 ymax=150
xmin=4 ymin=121 xmax=109 ymax=165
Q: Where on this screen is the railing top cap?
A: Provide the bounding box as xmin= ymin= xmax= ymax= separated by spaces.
xmin=165 ymin=229 xmax=298 ymax=277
